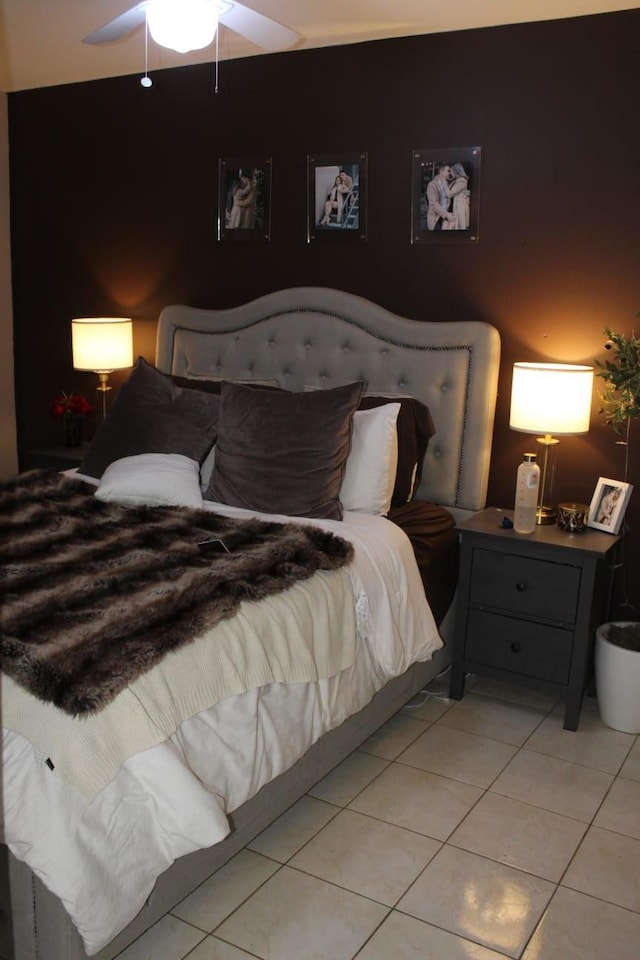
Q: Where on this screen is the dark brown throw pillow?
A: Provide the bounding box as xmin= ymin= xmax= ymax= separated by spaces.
xmin=171 ymin=375 xmax=282 ymax=394
xmin=206 ymin=380 xmax=365 ymax=520
xmin=79 ymin=357 xmax=220 ymax=479
xmin=359 ymin=395 xmax=435 ymax=506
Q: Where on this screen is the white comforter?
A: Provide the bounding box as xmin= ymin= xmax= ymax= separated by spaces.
xmin=2 ymin=499 xmax=442 ymax=955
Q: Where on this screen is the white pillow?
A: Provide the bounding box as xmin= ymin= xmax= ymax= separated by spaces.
xmin=340 ymin=403 xmax=400 ymax=515
xmin=95 ymin=453 xmax=203 ymax=509
xmin=200 ymin=444 xmax=216 ymax=491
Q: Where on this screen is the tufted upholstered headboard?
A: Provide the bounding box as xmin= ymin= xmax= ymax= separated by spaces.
xmin=156 ymin=288 xmax=501 ymax=520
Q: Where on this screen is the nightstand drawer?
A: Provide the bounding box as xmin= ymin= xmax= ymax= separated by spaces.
xmin=466 ymin=609 xmax=573 ymax=684
xmin=470 ymin=548 xmax=580 ymax=623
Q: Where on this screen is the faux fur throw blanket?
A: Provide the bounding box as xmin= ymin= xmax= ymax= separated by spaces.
xmin=0 ymin=471 xmax=353 ymax=716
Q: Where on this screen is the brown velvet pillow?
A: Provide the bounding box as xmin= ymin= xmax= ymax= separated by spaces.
xmin=171 ymin=375 xmax=282 ymax=394
xmin=79 ymin=357 xmax=220 ymax=479
xmin=359 ymin=395 xmax=435 ymax=506
xmin=206 ymin=380 xmax=365 ymax=520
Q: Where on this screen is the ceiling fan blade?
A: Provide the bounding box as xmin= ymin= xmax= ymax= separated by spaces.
xmin=83 ymin=2 xmax=148 ymax=45
xmin=219 ymin=1 xmax=299 ymax=51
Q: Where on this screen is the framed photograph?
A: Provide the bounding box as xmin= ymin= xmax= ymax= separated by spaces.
xmin=411 ymin=146 xmax=481 ymax=244
xmin=587 ymin=477 xmax=633 ymax=534
xmin=307 ymin=153 xmax=367 ymax=242
xmin=218 ymin=157 xmax=272 ymax=242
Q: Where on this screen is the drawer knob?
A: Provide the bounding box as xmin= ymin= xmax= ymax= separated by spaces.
xmin=516 ymin=581 xmax=527 ymax=592
xmin=511 ymin=642 xmax=521 ymax=653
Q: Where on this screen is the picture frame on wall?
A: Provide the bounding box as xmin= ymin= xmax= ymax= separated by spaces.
xmin=307 ymin=153 xmax=367 ymax=242
xmin=411 ymin=146 xmax=481 ymax=244
xmin=218 ymin=157 xmax=272 ymax=242
xmin=587 ymin=477 xmax=633 ymax=535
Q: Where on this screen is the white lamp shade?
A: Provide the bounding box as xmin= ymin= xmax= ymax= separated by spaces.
xmin=509 ymin=362 xmax=594 ymax=436
xmin=72 ymin=318 xmax=134 ymax=372
xmin=147 ymin=0 xmax=218 ymax=53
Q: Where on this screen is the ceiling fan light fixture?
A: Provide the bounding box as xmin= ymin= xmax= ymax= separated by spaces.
xmin=146 ymin=0 xmax=219 ymax=54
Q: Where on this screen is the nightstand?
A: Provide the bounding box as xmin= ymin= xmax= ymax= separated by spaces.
xmin=449 ymin=507 xmax=619 ymax=730
xmin=27 ymin=445 xmax=88 ymax=471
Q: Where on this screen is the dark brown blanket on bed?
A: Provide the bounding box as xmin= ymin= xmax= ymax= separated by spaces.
xmin=389 ymin=500 xmax=458 ymax=625
xmin=0 ymin=471 xmax=353 ymax=716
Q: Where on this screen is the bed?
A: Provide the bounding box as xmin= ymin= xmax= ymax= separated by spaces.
xmin=1 ymin=287 xmax=500 ymax=960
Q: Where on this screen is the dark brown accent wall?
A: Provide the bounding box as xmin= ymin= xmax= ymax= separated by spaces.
xmin=9 ymin=10 xmax=640 ymax=611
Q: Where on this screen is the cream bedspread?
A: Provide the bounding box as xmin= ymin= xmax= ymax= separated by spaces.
xmin=2 ymin=566 xmax=356 ymax=800
xmin=3 ymin=502 xmax=442 ymax=956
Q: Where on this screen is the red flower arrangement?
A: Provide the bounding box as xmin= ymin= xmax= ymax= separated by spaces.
xmin=49 ymin=392 xmax=93 ymax=419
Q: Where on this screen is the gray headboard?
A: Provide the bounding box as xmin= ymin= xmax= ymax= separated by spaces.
xmin=156 ymin=287 xmax=500 ymax=519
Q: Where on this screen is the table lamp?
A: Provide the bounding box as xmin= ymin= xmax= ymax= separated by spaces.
xmin=72 ymin=317 xmax=134 ymax=422
xmin=509 ymin=362 xmax=594 ymax=524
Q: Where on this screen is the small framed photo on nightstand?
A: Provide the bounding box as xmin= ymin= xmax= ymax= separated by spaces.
xmin=587 ymin=477 xmax=633 ymax=534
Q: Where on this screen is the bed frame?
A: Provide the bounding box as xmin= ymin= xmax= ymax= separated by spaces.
xmin=4 ymin=288 xmax=500 ymax=960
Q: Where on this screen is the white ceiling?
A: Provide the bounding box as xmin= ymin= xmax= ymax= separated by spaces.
xmin=0 ymin=0 xmax=635 ymax=92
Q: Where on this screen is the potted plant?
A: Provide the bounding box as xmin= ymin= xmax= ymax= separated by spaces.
xmin=50 ymin=391 xmax=93 ymax=447
xmin=594 ymin=324 xmax=640 ymax=733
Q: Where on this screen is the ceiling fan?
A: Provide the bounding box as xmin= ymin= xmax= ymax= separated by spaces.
xmin=83 ymin=0 xmax=300 ymax=55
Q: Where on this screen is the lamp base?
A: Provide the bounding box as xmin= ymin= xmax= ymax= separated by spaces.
xmin=96 ymin=372 xmax=113 ymax=425
xmin=535 ymin=435 xmax=559 ymax=526
xmin=536 ymin=505 xmax=557 ymax=525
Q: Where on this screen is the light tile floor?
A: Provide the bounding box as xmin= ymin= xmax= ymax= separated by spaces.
xmin=115 ymin=676 xmax=640 ymax=960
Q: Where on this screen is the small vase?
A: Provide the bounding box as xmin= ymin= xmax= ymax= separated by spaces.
xmin=63 ymin=414 xmax=83 ymax=448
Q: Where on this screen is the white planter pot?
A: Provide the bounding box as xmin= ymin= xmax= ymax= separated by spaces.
xmin=595 ymin=622 xmax=640 ymax=734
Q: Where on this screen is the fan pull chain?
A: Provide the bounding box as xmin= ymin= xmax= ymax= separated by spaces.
xmin=214 ymin=25 xmax=219 ymax=94
xmin=141 ymin=15 xmax=153 ymax=88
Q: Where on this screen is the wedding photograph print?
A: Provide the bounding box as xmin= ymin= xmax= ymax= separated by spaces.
xmin=218 ymin=157 xmax=272 ymax=242
xmin=411 ymin=146 xmax=481 ymax=244
xmin=307 ymin=153 xmax=368 ymax=242
xmin=587 ymin=477 xmax=633 ymax=535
